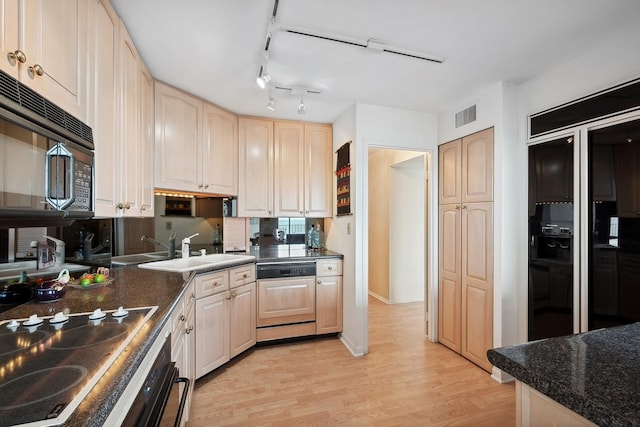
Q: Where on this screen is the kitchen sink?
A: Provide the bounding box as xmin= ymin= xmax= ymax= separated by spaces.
xmin=138 ymin=253 xmax=255 ymax=273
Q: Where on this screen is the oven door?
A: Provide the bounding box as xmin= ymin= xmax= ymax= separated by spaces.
xmin=123 ymin=336 xmax=190 ymax=427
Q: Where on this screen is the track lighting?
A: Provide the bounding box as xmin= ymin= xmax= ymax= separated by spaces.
xmin=297 ymin=95 xmax=306 ymax=115
xmin=256 ymin=72 xmax=271 ymax=89
xmin=267 ymin=97 xmax=276 ymax=111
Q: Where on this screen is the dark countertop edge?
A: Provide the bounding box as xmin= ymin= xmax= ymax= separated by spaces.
xmin=487 ymin=347 xmax=637 ymax=427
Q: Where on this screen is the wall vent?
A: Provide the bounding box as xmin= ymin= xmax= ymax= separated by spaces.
xmin=455 ymin=104 xmax=476 ymax=128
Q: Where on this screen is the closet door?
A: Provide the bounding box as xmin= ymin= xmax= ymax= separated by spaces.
xmin=461 ymin=202 xmax=493 ymax=371
xmin=438 ymin=204 xmax=461 ymax=353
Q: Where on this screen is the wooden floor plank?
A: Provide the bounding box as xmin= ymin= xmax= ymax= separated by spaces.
xmin=188 ymin=297 xmax=515 ymax=426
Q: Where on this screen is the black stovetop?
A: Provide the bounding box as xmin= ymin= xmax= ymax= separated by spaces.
xmin=0 ymin=306 xmax=156 ymax=427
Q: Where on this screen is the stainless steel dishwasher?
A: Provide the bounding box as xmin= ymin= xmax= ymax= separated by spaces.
xmin=255 ymin=261 xmax=317 ymax=342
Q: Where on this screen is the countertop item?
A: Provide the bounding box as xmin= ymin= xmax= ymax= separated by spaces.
xmin=138 ymin=253 xmax=255 ymax=273
xmin=487 ymin=323 xmax=640 ymax=427
xmin=0 ymin=265 xmax=189 ymax=427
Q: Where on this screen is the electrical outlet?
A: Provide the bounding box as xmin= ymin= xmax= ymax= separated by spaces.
xmin=347 ymin=222 xmax=351 ymax=235
xmin=166 ymin=221 xmax=172 ymax=230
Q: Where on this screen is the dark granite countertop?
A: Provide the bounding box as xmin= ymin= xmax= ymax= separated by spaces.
xmin=249 ymin=246 xmax=343 ymax=262
xmin=487 ymin=323 xmax=640 ymax=427
xmin=0 ymin=265 xmax=191 ymax=427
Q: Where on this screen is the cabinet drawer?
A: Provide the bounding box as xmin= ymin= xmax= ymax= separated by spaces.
xmin=316 ymin=259 xmax=343 ymax=277
xmin=230 ymin=263 xmax=256 ymax=288
xmin=195 ymin=270 xmax=229 ymax=299
xmin=593 ymin=250 xmax=616 ymax=265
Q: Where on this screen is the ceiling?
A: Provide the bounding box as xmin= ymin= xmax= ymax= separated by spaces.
xmin=110 ymin=0 xmax=640 ymax=124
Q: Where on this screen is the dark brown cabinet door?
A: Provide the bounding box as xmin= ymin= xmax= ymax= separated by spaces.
xmin=533 ymin=142 xmax=573 ymax=203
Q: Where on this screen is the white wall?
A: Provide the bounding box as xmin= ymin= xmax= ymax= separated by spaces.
xmin=331 ymin=103 xmax=437 ymax=356
xmin=389 ymin=155 xmax=426 ymax=304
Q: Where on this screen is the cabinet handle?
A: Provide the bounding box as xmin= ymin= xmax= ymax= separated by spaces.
xmin=317 ymin=280 xmax=322 ymax=284
xmin=198 ymin=184 xmax=203 ymax=189
xmin=268 ymin=210 xmax=272 ymax=215
xmin=204 ymin=184 xmax=209 ymax=189
xmin=180 ymin=314 xmax=185 ymax=322
xmin=191 ymin=292 xmax=196 ymax=300
xmin=226 ymin=293 xmax=231 ymax=300
xmin=141 ymin=204 xmax=150 ymax=211
xmin=455 ymin=205 xmax=460 ymax=210
xmin=186 ymin=326 xmax=194 ymax=334
xmin=242 ymin=273 xmax=248 ymax=278
xmin=213 ymin=281 xmax=218 ymax=286
xmin=29 ymin=64 xmax=44 ymax=77
xmin=461 ymin=205 xmax=467 ymax=209
xmin=328 ymin=266 xmax=333 ymax=271
xmin=9 ymin=50 xmax=26 ymax=64
xmin=231 ymin=292 xmax=236 ymax=298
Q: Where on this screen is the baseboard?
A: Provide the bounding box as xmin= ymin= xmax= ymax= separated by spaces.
xmin=339 ymin=333 xmax=365 ymax=357
xmin=368 ymin=291 xmax=389 ymax=304
xmin=491 ymin=366 xmax=514 ymax=383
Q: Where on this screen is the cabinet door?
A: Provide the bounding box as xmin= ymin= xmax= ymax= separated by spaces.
xmin=592 ymin=253 xmax=617 ymax=316
xmin=119 ymin=25 xmax=140 ymax=216
xmin=203 ymin=104 xmax=237 ymax=195
xmin=195 ymin=292 xmax=229 ymax=379
xmin=0 ymin=0 xmax=19 ymax=78
xmin=274 ymin=121 xmax=305 ymax=217
xmin=461 ymin=202 xmax=493 ymax=372
xmin=439 ymin=140 xmax=461 ymax=205
xmin=614 ymin=144 xmax=640 ymax=217
xmin=90 ymin=0 xmax=120 ymax=217
xmin=316 ymin=275 xmax=343 ymax=334
xmin=22 ymin=0 xmax=87 ymax=119
xmin=154 ymin=81 xmax=201 ymax=192
xmin=257 ymin=277 xmax=315 ymax=326
xmin=229 ymin=282 xmax=256 ymax=358
xmin=462 ymin=128 xmax=493 ymax=203
xmin=138 ymin=64 xmax=154 ymax=216
xmin=238 ymin=118 xmax=274 ymax=217
xmin=534 ymin=141 xmax=573 ymax=203
xmin=305 ymin=124 xmax=333 ymax=217
xmin=438 ymin=204 xmax=461 ymax=352
xmin=591 ymin=145 xmax=616 ymax=202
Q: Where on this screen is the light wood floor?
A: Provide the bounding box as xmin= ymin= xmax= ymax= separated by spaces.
xmin=188 ymin=297 xmax=515 ymax=426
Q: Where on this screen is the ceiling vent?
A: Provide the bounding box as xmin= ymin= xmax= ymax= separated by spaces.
xmin=455 ymin=105 xmax=476 ymax=128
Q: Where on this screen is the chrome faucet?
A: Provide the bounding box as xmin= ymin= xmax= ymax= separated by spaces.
xmin=83 ymin=233 xmax=109 ymax=261
xmin=141 ymin=232 xmax=177 ymax=258
xmin=181 ymin=233 xmax=199 ymax=259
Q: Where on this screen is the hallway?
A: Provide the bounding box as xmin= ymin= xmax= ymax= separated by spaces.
xmin=188 ymin=297 xmax=515 ymax=426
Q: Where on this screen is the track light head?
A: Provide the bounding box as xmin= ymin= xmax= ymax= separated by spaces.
xmin=297 ymin=97 xmax=306 ymax=115
xmin=256 ymin=73 xmax=271 ymax=89
xmin=267 ymin=97 xmax=276 ymax=111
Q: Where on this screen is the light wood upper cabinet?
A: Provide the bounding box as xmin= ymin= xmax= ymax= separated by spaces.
xmin=203 ymin=103 xmax=238 ymax=195
xmin=155 ymin=81 xmax=238 ymax=196
xmin=274 ymin=121 xmax=305 ymax=217
xmin=19 ymin=0 xmax=87 ymax=119
xmin=305 ymin=124 xmax=333 ymax=217
xmin=89 ymin=0 xmax=120 ymax=217
xmin=154 ymin=81 xmax=201 ymax=192
xmin=90 ymin=2 xmax=152 ymax=218
xmin=0 ymin=0 xmax=19 ymax=78
xmin=439 ymin=139 xmax=462 ymax=205
xmin=239 ymin=118 xmax=332 ymax=218
xmin=238 ymin=117 xmax=274 ymax=217
xmin=462 ymin=128 xmax=493 ymax=202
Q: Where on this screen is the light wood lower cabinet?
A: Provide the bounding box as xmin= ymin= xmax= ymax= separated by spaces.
xmin=316 ymin=259 xmax=343 ymax=334
xmin=257 ymin=276 xmax=316 ymax=327
xmin=516 ymin=382 xmax=597 ymax=427
xmin=194 ymin=264 xmax=256 ymax=379
xmin=171 ymin=280 xmax=195 ymax=425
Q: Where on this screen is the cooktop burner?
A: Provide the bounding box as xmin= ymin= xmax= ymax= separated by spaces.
xmin=0 ymin=306 xmax=157 ymax=427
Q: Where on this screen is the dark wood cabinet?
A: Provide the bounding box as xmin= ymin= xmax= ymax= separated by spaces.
xmin=533 ymin=141 xmax=573 ymax=203
xmin=618 ymin=253 xmax=640 ymax=320
xmin=591 ymin=250 xmax=618 ymax=316
xmin=614 ymin=144 xmax=640 ymax=217
xmin=591 ymin=145 xmax=616 ymax=202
